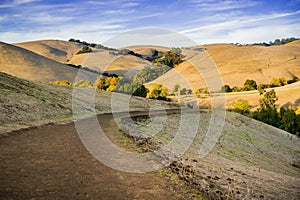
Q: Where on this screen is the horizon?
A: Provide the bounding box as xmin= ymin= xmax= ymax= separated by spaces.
xmin=0 ymin=0 xmax=300 ymax=46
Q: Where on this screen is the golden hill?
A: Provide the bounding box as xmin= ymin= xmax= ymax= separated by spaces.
xmin=149 ymin=41 xmax=300 ymax=90
xmin=15 ymin=40 xmax=83 ymax=63
xmin=69 ymin=49 xmax=154 ymax=76
xmin=0 ymin=42 xmax=95 ymax=83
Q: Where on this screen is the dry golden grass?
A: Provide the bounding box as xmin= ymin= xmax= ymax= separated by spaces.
xmin=0 ymin=42 xmax=94 ymax=83
xmin=149 ymin=41 xmax=300 ymax=90
xmin=15 ymin=40 xmax=83 ymax=63
xmin=69 ymin=49 xmax=153 ymax=75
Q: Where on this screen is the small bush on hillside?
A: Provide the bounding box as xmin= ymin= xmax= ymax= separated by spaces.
xmin=76 ymin=46 xmax=92 ymax=54
xmin=73 ymin=80 xmax=92 ymax=87
xmin=287 ymin=76 xmax=299 ymax=84
xmin=50 ymin=80 xmax=71 ymax=86
xmin=231 ymin=99 xmax=251 ymax=114
xmin=270 ymin=77 xmax=287 ymax=87
xmin=147 ymin=84 xmax=168 ymax=100
xmin=221 ymin=85 xmax=232 ymax=93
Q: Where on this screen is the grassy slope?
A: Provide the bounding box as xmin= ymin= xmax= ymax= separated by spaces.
xmin=150 ymin=41 xmax=300 ymax=90
xmin=15 ymin=40 xmax=83 ymax=63
xmin=0 ymin=42 xmax=95 ymax=83
xmin=120 ymin=110 xmax=300 ymax=199
xmin=0 ymin=72 xmax=176 ymax=133
xmin=69 ymin=49 xmax=153 ymax=76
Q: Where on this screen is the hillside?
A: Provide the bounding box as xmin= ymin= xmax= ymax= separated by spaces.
xmin=15 ymin=40 xmax=83 ymax=63
xmin=0 ymin=72 xmax=176 ymax=133
xmin=148 ymin=41 xmax=300 ymax=90
xmin=120 ymin=111 xmax=300 ymax=199
xmin=0 ymin=42 xmax=95 ymax=83
xmin=1 ymin=72 xmax=299 ymax=199
xmin=68 ymin=49 xmax=153 ymax=76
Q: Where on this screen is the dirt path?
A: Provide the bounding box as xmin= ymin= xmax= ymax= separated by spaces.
xmin=0 ymin=111 xmax=191 ymax=200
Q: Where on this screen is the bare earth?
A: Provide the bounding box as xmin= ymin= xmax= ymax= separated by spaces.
xmin=0 ymin=113 xmax=198 ymax=200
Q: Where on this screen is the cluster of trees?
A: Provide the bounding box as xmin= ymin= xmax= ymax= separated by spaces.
xmin=231 ymin=90 xmax=300 ymax=136
xmin=51 ymin=68 xmax=170 ymax=100
xmin=149 ymin=48 xmax=184 ymax=68
xmin=221 ymin=76 xmax=298 ymax=93
xmin=109 ymin=48 xmax=143 ymax=58
xmin=172 ymin=83 xmax=210 ymax=96
xmin=253 ymin=37 xmax=299 ymax=46
xmin=69 ymin=38 xmax=116 ymax=51
xmin=134 ymin=64 xmax=170 ymax=84
xmin=76 ymin=46 xmax=92 ymax=54
xmin=50 ymin=80 xmax=92 ymax=87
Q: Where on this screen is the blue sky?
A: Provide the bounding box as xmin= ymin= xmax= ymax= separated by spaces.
xmin=0 ymin=0 xmax=300 ymax=46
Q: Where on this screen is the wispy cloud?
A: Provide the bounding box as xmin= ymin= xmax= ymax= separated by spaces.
xmin=182 ymin=10 xmax=300 ymax=33
xmin=0 ymin=0 xmax=299 ymax=45
xmin=0 ymin=0 xmax=39 ymax=8
xmin=188 ymin=0 xmax=259 ymax=11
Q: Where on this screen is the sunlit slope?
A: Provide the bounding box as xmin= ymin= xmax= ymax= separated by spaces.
xmin=0 ymin=42 xmax=95 ymax=83
xmin=69 ymin=49 xmax=153 ymax=76
xmin=15 ymin=40 xmax=83 ymax=63
xmin=149 ymin=42 xmax=300 ymax=90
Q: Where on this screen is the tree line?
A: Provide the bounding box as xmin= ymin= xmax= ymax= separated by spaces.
xmin=231 ymin=89 xmax=300 ymax=136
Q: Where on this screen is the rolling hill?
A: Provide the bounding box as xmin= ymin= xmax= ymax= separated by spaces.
xmin=0 ymin=41 xmax=96 ymax=83
xmin=148 ymin=41 xmax=300 ymax=90
xmin=68 ymin=49 xmax=152 ymax=76
xmin=1 ymin=71 xmax=299 ymax=200
xmin=15 ymin=40 xmax=83 ymax=63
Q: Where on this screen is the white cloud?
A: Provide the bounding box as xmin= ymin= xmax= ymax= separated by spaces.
xmin=181 ymin=10 xmax=300 ymax=33
xmin=0 ymin=0 xmax=39 ymax=8
xmin=13 ymin=0 xmax=39 ymax=4
xmin=189 ymin=0 xmax=259 ymax=12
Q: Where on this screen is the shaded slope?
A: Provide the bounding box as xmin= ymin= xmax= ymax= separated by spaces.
xmin=0 ymin=72 xmax=177 ymax=133
xmin=120 ymin=110 xmax=300 ymax=199
xmin=0 ymin=42 xmax=94 ymax=83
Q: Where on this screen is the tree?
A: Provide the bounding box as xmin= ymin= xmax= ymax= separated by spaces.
xmin=174 ymin=83 xmax=180 ymax=92
xmin=147 ymin=84 xmax=168 ymax=100
xmin=221 ymin=85 xmax=232 ymax=92
xmin=279 ymin=108 xmax=299 ymax=135
xmin=270 ymin=77 xmax=287 ymax=87
xmin=258 ymin=89 xmax=278 ymax=110
xmin=202 ymin=87 xmax=209 ymax=94
xmin=243 ymin=79 xmax=257 ymax=90
xmin=133 ymin=64 xmax=170 ymax=84
xmin=231 ymin=99 xmax=251 ymax=114
xmin=94 ymin=75 xmax=106 ymax=90
xmin=153 ymin=50 xmax=184 ymax=67
xmin=251 ymin=89 xmax=279 ymax=127
xmin=257 ymin=84 xmax=266 ymax=95
xmin=287 ymin=76 xmax=299 ymax=84
xmin=193 ymin=89 xmax=200 ymax=95
xmin=76 ymin=46 xmax=92 ymax=54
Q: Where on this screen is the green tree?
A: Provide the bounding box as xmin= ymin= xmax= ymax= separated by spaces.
xmin=258 ymin=89 xmax=278 ymax=110
xmin=147 ymin=84 xmax=168 ymax=100
xmin=231 ymin=99 xmax=251 ymax=114
xmin=94 ymin=75 xmax=106 ymax=90
xmin=243 ymin=79 xmax=257 ymax=90
xmin=221 ymin=85 xmax=232 ymax=92
xmin=134 ymin=64 xmax=170 ymax=84
xmin=76 ymin=46 xmax=92 ymax=54
xmin=251 ymin=89 xmax=279 ymax=127
xmin=279 ymin=108 xmax=299 ymax=135
xmin=257 ymin=84 xmax=266 ymax=95
xmin=270 ymin=77 xmax=287 ymax=87
xmin=174 ymin=83 xmax=180 ymax=92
